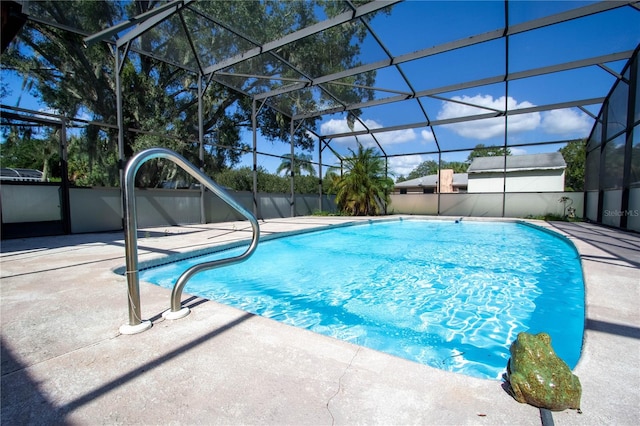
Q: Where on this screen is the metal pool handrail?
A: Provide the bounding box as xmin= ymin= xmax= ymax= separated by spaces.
xmin=121 ymin=147 xmax=260 ymax=334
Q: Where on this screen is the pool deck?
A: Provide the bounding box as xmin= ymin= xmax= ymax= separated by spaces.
xmin=1 ymin=215 xmax=638 ymax=425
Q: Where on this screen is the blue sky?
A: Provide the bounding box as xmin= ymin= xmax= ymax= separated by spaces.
xmin=305 ymin=1 xmax=640 ymax=177
xmin=2 ymin=1 xmax=639 ymax=179
xmin=233 ymin=1 xmax=639 ymax=178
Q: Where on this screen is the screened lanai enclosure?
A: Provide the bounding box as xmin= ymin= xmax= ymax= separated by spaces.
xmin=1 ymin=0 xmax=639 ymax=238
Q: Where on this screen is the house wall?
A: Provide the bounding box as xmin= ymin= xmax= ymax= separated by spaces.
xmin=467 ymin=169 xmax=565 ymax=193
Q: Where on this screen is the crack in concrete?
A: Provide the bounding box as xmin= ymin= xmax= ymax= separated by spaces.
xmin=326 ymin=347 xmax=361 ymax=425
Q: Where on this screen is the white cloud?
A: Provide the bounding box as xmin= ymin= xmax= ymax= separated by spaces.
xmin=436 ymin=94 xmax=541 ymax=139
xmin=320 ymin=118 xmax=351 ymax=135
xmin=541 ymin=108 xmax=592 ymax=135
xmin=377 ymin=127 xmax=417 ymax=145
xmin=421 ymin=129 xmax=435 ymax=142
xmin=320 ymin=117 xmax=420 ymax=148
xmin=320 ymin=96 xmax=591 ymax=154
xmin=388 ymin=155 xmax=428 ymax=178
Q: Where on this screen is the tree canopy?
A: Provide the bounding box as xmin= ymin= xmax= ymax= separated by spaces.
xmin=403 ymin=160 xmax=468 ymax=181
xmin=559 ymin=139 xmax=586 ymax=191
xmin=276 ymin=153 xmax=316 ymax=177
xmin=466 ymin=144 xmax=512 ymax=162
xmin=1 ymin=0 xmax=379 ymax=187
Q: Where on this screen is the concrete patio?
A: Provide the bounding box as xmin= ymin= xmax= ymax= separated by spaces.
xmin=1 ymin=216 xmax=638 ymax=425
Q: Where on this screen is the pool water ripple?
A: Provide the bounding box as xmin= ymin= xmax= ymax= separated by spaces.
xmin=139 ymin=219 xmax=584 ymax=380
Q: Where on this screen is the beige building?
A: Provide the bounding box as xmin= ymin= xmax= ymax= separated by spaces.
xmin=394 ymin=169 xmax=468 ymax=194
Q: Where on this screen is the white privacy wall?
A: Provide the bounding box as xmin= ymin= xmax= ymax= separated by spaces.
xmin=390 ymin=192 xmax=583 ymax=218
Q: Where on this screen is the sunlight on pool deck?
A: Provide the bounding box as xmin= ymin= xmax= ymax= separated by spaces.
xmin=1 ymin=216 xmax=638 ymax=425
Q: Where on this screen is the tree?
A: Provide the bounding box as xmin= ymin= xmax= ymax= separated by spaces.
xmin=276 ymin=153 xmax=316 ymax=177
xmin=67 ymin=131 xmax=119 ymax=186
xmin=559 ymin=139 xmax=586 ymax=191
xmin=0 ymin=123 xmax=60 ymax=180
xmin=446 ymin=161 xmax=469 ymax=173
xmin=323 ymin=168 xmax=342 ymax=194
xmin=332 ymin=144 xmax=394 ymax=216
xmin=467 ymin=144 xmax=511 ymax=162
xmin=407 ymin=160 xmax=439 ymax=179
xmin=2 ymin=0 xmax=382 ymax=186
xmin=212 ymin=166 xmax=320 ymax=194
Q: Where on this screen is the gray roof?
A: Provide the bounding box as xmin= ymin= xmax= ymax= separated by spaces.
xmin=395 ymin=173 xmax=468 ymax=188
xmin=467 ymin=152 xmax=566 ymax=174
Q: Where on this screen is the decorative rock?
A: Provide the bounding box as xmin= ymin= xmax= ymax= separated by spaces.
xmin=505 ymin=332 xmax=581 ymax=411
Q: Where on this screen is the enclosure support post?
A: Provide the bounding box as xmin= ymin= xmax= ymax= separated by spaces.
xmin=318 ymin=137 xmax=323 ymax=213
xmin=59 ymin=118 xmax=72 ymax=234
xmin=384 ymin=156 xmax=389 ymax=215
xmin=252 ymin=98 xmax=259 ymax=219
xmin=501 ymin=1 xmax=510 ymax=218
xmin=290 ymin=117 xmax=295 ymax=218
xmin=115 ymin=46 xmax=126 ymax=223
xmin=620 ymin=51 xmax=637 ymax=229
xmin=198 ymin=74 xmax=206 ymax=224
xmin=437 ymin=152 xmax=442 ymax=215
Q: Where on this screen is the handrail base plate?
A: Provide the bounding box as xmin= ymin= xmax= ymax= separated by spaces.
xmin=119 ymin=320 xmax=152 ymax=335
xmin=162 ymin=307 xmax=190 ymax=320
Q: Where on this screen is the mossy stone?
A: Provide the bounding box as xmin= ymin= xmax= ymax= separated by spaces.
xmin=505 ymin=332 xmax=581 ymax=411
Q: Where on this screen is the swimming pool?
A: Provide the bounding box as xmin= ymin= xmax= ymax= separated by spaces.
xmin=139 ymin=219 xmax=585 ymax=380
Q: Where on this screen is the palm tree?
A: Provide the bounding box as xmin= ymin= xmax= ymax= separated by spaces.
xmin=276 ymin=152 xmax=316 ymax=176
xmin=332 ymin=144 xmax=394 ymax=216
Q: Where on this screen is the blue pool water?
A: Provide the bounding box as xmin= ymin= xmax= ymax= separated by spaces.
xmin=139 ymin=219 xmax=585 ymax=380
